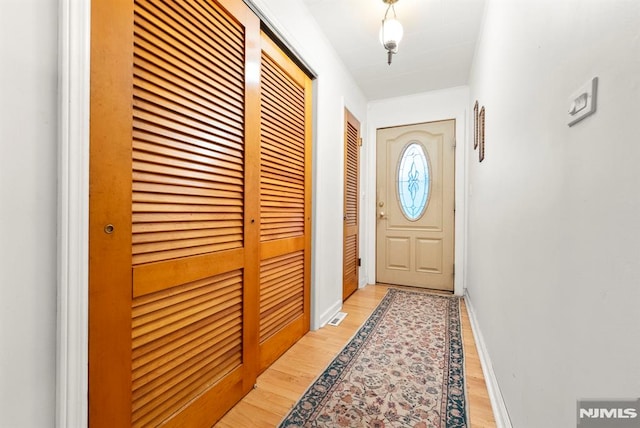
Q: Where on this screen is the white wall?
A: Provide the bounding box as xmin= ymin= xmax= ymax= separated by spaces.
xmin=0 ymin=0 xmax=59 ymax=427
xmin=467 ymin=0 xmax=640 ymax=426
xmin=365 ymin=87 xmax=469 ymax=296
xmin=253 ymin=0 xmax=368 ymax=328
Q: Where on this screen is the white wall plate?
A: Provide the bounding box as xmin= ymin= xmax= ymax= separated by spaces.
xmin=568 ymin=77 xmax=598 ymax=127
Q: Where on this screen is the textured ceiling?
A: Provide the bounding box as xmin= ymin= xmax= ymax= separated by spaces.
xmin=302 ymin=0 xmax=486 ymax=100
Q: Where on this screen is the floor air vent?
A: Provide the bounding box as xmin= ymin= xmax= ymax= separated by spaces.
xmin=327 ymin=312 xmax=347 ymax=326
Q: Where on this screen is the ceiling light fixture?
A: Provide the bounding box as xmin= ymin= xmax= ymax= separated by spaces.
xmin=380 ymin=0 xmax=404 ymax=65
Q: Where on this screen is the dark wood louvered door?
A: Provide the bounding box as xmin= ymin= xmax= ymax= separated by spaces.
xmin=257 ymin=31 xmax=312 ymax=372
xmin=343 ymin=109 xmax=360 ymax=300
xmin=88 ymin=0 xmax=292 ymax=427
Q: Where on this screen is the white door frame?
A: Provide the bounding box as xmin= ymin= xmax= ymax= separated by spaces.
xmin=57 ymin=0 xmax=90 ymax=426
xmin=57 ymin=1 xmax=322 ymax=425
xmin=364 ymin=90 xmax=469 ymax=297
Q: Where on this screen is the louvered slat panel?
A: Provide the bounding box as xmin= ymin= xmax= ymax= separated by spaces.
xmin=345 ymin=121 xmax=358 ymax=227
xmin=261 ymin=65 xmax=305 ymax=129
xmin=131 ymin=270 xmax=243 ymax=427
xmin=135 ymin=1 xmax=244 ymax=95
xmin=343 ymin=110 xmax=359 ymax=300
xmin=133 ymin=0 xmax=245 ymax=265
xmin=261 ymin=122 xmax=305 ymax=153
xmin=259 ymin=252 xmax=304 ymax=342
xmin=260 ymin=52 xmax=306 ymax=241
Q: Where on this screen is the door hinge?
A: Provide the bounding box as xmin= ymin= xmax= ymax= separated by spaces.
xmin=452 ymin=264 xmax=455 ymax=276
xmin=358 ymin=258 xmax=362 ymax=267
xmin=453 ymin=138 xmax=457 ymax=149
xmin=358 ymin=137 xmax=363 ymax=147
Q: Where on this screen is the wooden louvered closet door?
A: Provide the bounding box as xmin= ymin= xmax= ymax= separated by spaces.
xmin=258 ymin=31 xmax=312 ymax=372
xmin=89 ymin=0 xmax=263 ymax=427
xmin=343 ymin=109 xmax=360 ymax=300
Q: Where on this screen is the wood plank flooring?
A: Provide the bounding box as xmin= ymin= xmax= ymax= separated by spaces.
xmin=215 ymin=284 xmax=496 ymax=427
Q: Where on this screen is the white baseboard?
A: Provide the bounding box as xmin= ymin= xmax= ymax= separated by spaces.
xmin=464 ymin=291 xmax=513 ymax=428
xmin=316 ymin=299 xmax=343 ymax=330
xmin=358 ymin=276 xmax=368 ymax=288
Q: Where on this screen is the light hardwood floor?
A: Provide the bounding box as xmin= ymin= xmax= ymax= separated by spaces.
xmin=216 ymin=284 xmax=496 ymax=427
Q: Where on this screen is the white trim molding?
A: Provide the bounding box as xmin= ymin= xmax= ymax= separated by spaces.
xmin=316 ymin=298 xmax=343 ymax=330
xmin=56 ymin=0 xmax=91 ymax=426
xmin=464 ymin=291 xmax=513 ymax=428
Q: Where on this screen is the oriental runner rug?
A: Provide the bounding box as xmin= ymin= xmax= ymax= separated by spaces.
xmin=279 ymin=288 xmax=467 ymax=428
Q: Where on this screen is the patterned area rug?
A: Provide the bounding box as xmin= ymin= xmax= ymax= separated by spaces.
xmin=279 ymin=288 xmax=467 ymax=428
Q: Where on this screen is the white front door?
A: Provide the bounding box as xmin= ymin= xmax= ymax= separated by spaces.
xmin=376 ymin=120 xmax=455 ymax=291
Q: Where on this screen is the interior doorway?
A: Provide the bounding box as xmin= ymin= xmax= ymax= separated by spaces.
xmin=376 ymin=120 xmax=455 ymax=291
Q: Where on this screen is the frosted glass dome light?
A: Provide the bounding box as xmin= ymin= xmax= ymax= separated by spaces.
xmin=380 ymin=17 xmax=403 ymax=52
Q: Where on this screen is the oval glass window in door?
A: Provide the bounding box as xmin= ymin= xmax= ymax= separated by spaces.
xmin=397 ymin=142 xmax=430 ymax=221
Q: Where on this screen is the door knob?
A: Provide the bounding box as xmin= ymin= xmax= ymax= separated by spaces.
xmin=379 ymin=211 xmax=386 ymax=219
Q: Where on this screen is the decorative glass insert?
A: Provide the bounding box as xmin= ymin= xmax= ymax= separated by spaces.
xmin=397 ymin=142 xmax=430 ymax=221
